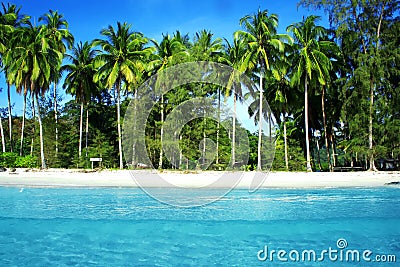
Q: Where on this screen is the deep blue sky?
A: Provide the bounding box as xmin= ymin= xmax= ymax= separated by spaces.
xmin=0 ymin=0 xmax=327 ymax=114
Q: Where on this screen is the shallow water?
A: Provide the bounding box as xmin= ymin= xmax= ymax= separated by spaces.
xmin=0 ymin=187 xmax=399 ymax=266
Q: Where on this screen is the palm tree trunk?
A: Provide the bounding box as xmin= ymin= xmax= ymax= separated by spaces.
xmin=54 ymin=82 xmax=58 ymax=157
xmin=20 ymin=93 xmax=27 ymax=156
xmin=305 ymin=75 xmax=312 ymax=172
xmin=158 ymin=93 xmax=164 ymax=169
xmin=78 ymin=102 xmax=83 ymax=159
xmin=132 ymin=88 xmax=138 ymax=167
xmin=232 ymin=93 xmax=236 ymax=168
xmin=85 ymin=107 xmax=89 ymax=158
xmin=315 ymin=133 xmax=322 ymax=171
xmin=216 ymin=88 xmax=220 ymax=166
xmin=179 ymin=134 xmax=182 ymax=168
xmin=35 ymin=94 xmax=46 ymax=169
xmin=30 ymin=93 xmax=35 ymax=156
xmin=330 ymin=128 xmax=336 ymax=167
xmin=321 ymin=86 xmax=332 ymax=171
xmin=283 ymin=114 xmax=289 ymax=171
xmin=117 ymin=80 xmax=123 ymax=169
xmin=7 ymin=83 xmax=12 ymax=152
xmin=257 ymin=72 xmax=263 ymax=171
xmin=368 ymin=81 xmax=377 ymax=171
xmin=0 ymin=116 xmax=5 ymax=153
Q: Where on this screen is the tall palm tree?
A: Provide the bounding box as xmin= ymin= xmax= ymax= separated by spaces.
xmin=151 ymin=34 xmax=188 ymax=169
xmin=12 ymin=23 xmax=62 ymax=168
xmin=191 ymin=30 xmax=223 ymax=167
xmin=40 ymin=10 xmax=74 ymax=157
xmin=63 ymin=41 xmax=98 ymax=162
xmin=0 ymin=3 xmax=28 ymax=152
xmin=94 ymin=22 xmax=150 ymax=169
xmin=287 ymin=15 xmax=333 ymax=172
xmin=224 ymin=36 xmax=246 ymax=168
xmin=236 ymin=9 xmax=289 ymax=171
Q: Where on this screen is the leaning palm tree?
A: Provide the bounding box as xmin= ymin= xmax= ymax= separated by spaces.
xmin=151 ymin=34 xmax=189 ymax=169
xmin=39 ymin=10 xmax=74 ymax=157
xmin=63 ymin=41 xmax=98 ymax=163
xmin=235 ymin=9 xmax=290 ymax=171
xmin=94 ymin=22 xmax=150 ymax=169
xmin=287 ymin=15 xmax=333 ymax=172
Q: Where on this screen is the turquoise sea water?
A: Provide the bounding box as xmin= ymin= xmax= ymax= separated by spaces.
xmin=0 ymin=186 xmax=399 ymax=266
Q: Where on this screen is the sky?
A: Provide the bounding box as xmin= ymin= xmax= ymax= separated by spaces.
xmin=0 ymin=0 xmax=327 ymax=115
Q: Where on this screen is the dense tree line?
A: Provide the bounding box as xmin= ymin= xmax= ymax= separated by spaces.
xmin=0 ymin=1 xmax=398 ymax=171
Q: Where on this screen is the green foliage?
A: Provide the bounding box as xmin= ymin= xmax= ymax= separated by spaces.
xmin=0 ymin=152 xmax=38 ymax=168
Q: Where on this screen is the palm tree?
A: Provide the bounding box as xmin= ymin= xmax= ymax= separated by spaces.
xmin=236 ymin=9 xmax=289 ymax=171
xmin=151 ymin=34 xmax=188 ymax=169
xmin=94 ymin=22 xmax=150 ymax=169
xmin=63 ymin=41 xmax=98 ymax=163
xmin=39 ymin=10 xmax=74 ymax=157
xmin=287 ymin=15 xmax=333 ymax=172
xmin=191 ymin=30 xmax=223 ymax=167
xmin=0 ymin=3 xmax=28 ymax=152
xmin=224 ymin=36 xmax=247 ymax=168
xmin=12 ymin=23 xmax=62 ymax=168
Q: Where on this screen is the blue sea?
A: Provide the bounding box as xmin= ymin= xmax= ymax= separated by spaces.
xmin=0 ymin=186 xmax=399 ymax=266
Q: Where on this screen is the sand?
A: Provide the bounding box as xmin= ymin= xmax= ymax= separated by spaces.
xmin=0 ymin=168 xmax=399 ymax=189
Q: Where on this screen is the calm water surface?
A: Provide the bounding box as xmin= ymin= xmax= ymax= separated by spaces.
xmin=0 ymin=187 xmax=399 ymax=266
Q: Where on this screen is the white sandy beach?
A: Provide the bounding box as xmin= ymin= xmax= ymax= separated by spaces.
xmin=0 ymin=168 xmax=399 ymax=188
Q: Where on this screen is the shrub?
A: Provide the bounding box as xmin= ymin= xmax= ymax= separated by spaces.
xmin=0 ymin=152 xmax=18 ymax=168
xmin=15 ymin=155 xmax=38 ymax=168
xmin=0 ymin=153 xmax=38 ymax=168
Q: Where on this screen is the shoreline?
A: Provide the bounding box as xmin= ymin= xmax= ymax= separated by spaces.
xmin=0 ymin=168 xmax=399 ymax=189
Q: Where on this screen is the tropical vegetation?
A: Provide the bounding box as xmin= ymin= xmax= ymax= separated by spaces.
xmin=0 ymin=1 xmax=398 ymax=172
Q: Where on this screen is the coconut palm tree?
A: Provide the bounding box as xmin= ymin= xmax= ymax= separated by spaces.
xmin=151 ymin=34 xmax=189 ymax=169
xmin=94 ymin=22 xmax=151 ymax=169
xmin=12 ymin=22 xmax=62 ymax=168
xmin=0 ymin=3 xmax=28 ymax=152
xmin=287 ymin=15 xmax=333 ymax=172
xmin=235 ymin=9 xmax=290 ymax=171
xmin=191 ymin=30 xmax=224 ymax=167
xmin=63 ymin=41 xmax=98 ymax=162
xmin=223 ymin=36 xmax=247 ymax=168
xmin=40 ymin=10 xmax=74 ymax=157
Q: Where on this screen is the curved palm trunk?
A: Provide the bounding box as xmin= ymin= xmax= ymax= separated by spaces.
xmin=78 ymin=102 xmax=83 ymax=159
xmin=305 ymin=76 xmax=312 ymax=172
xmin=35 ymin=94 xmax=46 ymax=169
xmin=54 ymin=82 xmax=58 ymax=157
xmin=20 ymin=93 xmax=27 ymax=156
xmin=7 ymin=83 xmax=12 ymax=152
xmin=257 ymin=72 xmax=263 ymax=171
xmin=117 ymin=80 xmax=123 ymax=170
xmin=158 ymin=93 xmax=164 ymax=169
xmin=0 ymin=116 xmax=5 ymax=153
xmin=283 ymin=114 xmax=289 ymax=171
